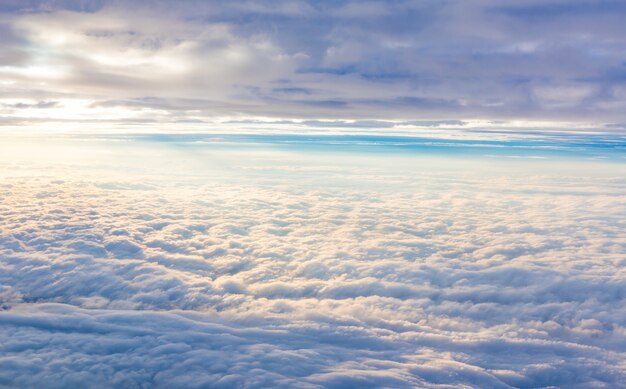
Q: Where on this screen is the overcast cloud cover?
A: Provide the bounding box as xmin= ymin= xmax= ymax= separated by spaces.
xmin=1 ymin=0 xmax=626 ymax=130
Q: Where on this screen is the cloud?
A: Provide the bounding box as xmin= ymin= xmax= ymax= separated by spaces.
xmin=1 ymin=0 xmax=626 ymax=128
xmin=0 ymin=134 xmax=625 ymax=387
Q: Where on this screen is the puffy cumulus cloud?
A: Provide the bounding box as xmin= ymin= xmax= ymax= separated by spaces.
xmin=1 ymin=0 xmax=626 ymax=129
xmin=1 ymin=135 xmax=626 ymax=387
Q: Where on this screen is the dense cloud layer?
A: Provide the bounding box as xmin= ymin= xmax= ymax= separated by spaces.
xmin=1 ymin=0 xmax=626 ymax=128
xmin=1 ymin=136 xmax=625 ymax=387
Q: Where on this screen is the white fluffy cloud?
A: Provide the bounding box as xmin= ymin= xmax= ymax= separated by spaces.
xmin=0 ymin=135 xmax=625 ymax=387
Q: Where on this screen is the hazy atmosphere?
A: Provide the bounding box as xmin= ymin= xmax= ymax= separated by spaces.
xmin=1 ymin=1 xmax=625 ymax=388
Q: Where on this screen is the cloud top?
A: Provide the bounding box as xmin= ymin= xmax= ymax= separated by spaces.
xmin=1 ymin=135 xmax=625 ymax=387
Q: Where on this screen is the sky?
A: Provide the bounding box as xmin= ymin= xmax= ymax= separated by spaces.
xmin=1 ymin=1 xmax=626 ymax=388
xmin=1 ymin=0 xmax=626 ymax=133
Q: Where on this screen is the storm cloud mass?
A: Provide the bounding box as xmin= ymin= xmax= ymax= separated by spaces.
xmin=1 ymin=0 xmax=626 ymax=129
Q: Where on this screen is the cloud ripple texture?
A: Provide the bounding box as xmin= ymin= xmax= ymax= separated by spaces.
xmin=0 ymin=136 xmax=625 ymax=388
